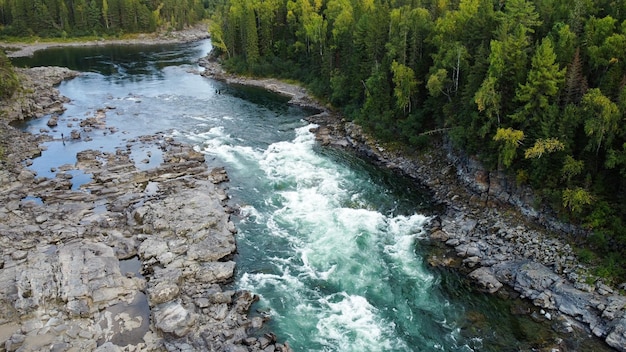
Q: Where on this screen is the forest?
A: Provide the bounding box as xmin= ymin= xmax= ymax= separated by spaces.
xmin=1 ymin=0 xmax=625 ymax=281
xmin=0 ymin=0 xmax=214 ymax=37
xmin=209 ymin=0 xmax=626 ymax=281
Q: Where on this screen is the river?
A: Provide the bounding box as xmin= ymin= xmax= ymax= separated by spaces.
xmin=12 ymin=40 xmax=610 ymax=351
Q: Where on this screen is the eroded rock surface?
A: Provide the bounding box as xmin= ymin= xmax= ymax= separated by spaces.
xmin=0 ymin=67 xmax=292 ymax=351
xmin=0 ymin=134 xmax=292 ymax=351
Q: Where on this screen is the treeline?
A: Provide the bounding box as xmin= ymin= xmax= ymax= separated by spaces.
xmin=211 ymin=0 xmax=626 ymax=280
xmin=0 ymin=0 xmax=215 ymax=37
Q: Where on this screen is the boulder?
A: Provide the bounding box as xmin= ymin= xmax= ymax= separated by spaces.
xmin=154 ymin=301 xmax=195 ymax=337
xmin=47 ymin=115 xmax=58 ymax=127
xmin=606 ymin=317 xmax=626 ymax=352
xmin=149 ymin=282 xmax=180 ymax=305
xmin=195 ymin=262 xmax=236 ymax=284
xmin=468 ymin=267 xmax=503 ymax=293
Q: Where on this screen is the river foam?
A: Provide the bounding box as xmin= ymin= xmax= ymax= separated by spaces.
xmin=195 ymin=124 xmax=465 ymax=351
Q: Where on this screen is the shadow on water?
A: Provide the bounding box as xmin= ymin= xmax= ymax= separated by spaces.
xmin=316 ymin=145 xmax=439 ymax=217
xmin=223 ymin=84 xmax=291 ymax=109
xmin=10 ymin=40 xmax=210 ymax=77
xmin=432 ymin=263 xmax=614 ymax=352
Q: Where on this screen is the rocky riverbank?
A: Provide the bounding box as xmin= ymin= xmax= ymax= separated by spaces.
xmin=0 ymin=63 xmax=292 ymax=350
xmin=200 ymin=58 xmax=626 ymax=351
xmin=334 ymin=118 xmax=626 ymax=351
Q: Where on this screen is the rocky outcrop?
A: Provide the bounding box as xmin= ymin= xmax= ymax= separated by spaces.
xmin=442 ymin=143 xmax=588 ymax=237
xmin=0 ymin=66 xmax=292 ymax=351
xmin=0 ymin=66 xmax=80 ymax=121
xmin=0 ymin=132 xmax=292 ymax=351
xmin=0 ymin=67 xmax=80 ymax=185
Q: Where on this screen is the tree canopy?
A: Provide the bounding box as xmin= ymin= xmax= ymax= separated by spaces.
xmin=212 ymin=0 xmax=626 ymax=281
xmin=0 ymin=0 xmax=214 ymax=37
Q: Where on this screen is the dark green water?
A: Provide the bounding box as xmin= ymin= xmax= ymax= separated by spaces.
xmin=13 ymin=40 xmax=612 ymax=351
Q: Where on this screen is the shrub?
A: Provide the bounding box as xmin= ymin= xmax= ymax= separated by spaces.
xmin=0 ymin=50 xmax=19 ymax=101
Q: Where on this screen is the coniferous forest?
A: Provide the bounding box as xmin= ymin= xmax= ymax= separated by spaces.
xmin=0 ymin=0 xmax=213 ymax=37
xmin=1 ymin=0 xmax=626 ymax=280
xmin=209 ymin=0 xmax=626 ymax=280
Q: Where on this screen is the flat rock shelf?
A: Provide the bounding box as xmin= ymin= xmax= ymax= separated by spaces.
xmin=0 ymin=67 xmax=292 ymax=352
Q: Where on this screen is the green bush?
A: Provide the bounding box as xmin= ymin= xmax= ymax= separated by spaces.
xmin=0 ymin=50 xmax=19 ymax=101
xmin=576 ymin=247 xmax=595 ymax=264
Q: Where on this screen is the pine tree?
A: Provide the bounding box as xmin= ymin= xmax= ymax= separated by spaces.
xmin=512 ymin=37 xmax=565 ymax=135
xmin=562 ymin=48 xmax=588 ymax=105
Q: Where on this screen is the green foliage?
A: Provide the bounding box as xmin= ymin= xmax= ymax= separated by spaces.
xmin=516 ymin=169 xmax=529 ymax=185
xmin=493 ymin=127 xmax=524 ymax=167
xmin=0 ymin=0 xmax=211 ymax=37
xmin=214 ymin=0 xmax=626 ymax=282
xmin=562 ymin=187 xmax=593 ymax=215
xmin=513 ymin=37 xmax=565 ymax=134
xmin=561 ymin=155 xmax=584 ymax=183
xmin=581 ymin=88 xmax=620 ymax=154
xmin=0 ymin=49 xmax=19 ymax=101
xmin=576 ymin=247 xmax=595 ymax=264
xmin=390 ymin=60 xmax=418 ymax=113
xmin=524 ymin=138 xmax=564 ymax=159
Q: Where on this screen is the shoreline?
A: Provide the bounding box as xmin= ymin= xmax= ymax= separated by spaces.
xmin=200 ymin=57 xmax=626 ymax=351
xmin=1 ymin=24 xmax=210 ymax=58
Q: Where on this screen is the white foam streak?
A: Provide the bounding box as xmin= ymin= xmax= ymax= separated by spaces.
xmin=316 ymin=293 xmax=406 ymax=351
xmin=384 ymin=214 xmax=434 ymax=281
xmin=237 ymin=205 xmax=263 ymax=224
xmin=185 ymin=126 xmax=263 ymax=170
xmin=239 ymin=269 xmax=305 ymax=295
xmin=189 ymin=122 xmax=458 ymax=350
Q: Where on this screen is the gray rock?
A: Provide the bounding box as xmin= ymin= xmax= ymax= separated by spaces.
xmin=154 ymin=301 xmax=195 ymax=337
xmin=468 ymin=267 xmax=503 ymax=293
xmin=209 ymin=291 xmax=235 ymax=304
xmin=47 ymin=115 xmax=59 ymax=127
xmin=603 ymin=296 xmax=626 ymax=320
xmin=606 ymin=317 xmax=626 ymax=352
xmin=187 ymin=237 xmax=235 ymax=262
xmin=17 ymin=170 xmax=35 ymax=182
xmin=195 ymin=262 xmax=236 ymax=283
xmin=94 ymin=342 xmax=122 ymax=352
xmin=138 ymin=238 xmax=169 ymax=260
xmin=149 ymin=282 xmax=180 ymax=305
